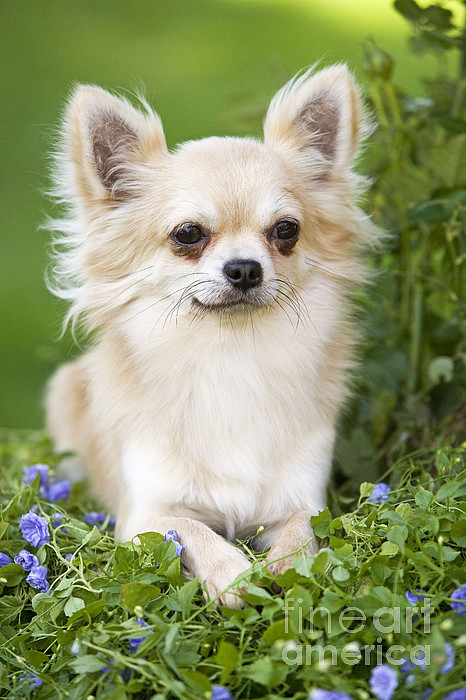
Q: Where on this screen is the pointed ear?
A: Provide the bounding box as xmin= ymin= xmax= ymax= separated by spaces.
xmin=263 ymin=65 xmax=365 ymax=178
xmin=63 ymin=85 xmax=167 ymax=203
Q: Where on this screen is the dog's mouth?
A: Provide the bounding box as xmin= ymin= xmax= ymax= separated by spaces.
xmin=192 ymin=293 xmax=270 ymax=314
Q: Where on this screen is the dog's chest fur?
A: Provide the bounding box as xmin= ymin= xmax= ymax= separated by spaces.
xmin=89 ymin=298 xmax=344 ymax=538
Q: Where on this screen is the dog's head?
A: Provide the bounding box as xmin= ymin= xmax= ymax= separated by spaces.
xmin=50 ymin=65 xmax=373 ymax=333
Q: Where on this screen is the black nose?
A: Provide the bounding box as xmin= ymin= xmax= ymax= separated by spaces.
xmin=223 ymin=259 xmax=263 ymax=292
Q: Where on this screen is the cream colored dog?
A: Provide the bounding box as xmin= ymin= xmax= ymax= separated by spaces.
xmin=46 ymin=65 xmax=376 ymax=606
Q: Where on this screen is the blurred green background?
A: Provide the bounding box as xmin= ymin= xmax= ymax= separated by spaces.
xmin=0 ymin=0 xmax=439 ymax=428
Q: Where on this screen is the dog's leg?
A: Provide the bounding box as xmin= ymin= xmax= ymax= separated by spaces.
xmin=266 ymin=510 xmax=318 ymax=575
xmin=116 ymin=504 xmax=251 ymax=607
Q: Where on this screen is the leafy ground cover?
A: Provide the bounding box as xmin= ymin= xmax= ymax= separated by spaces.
xmin=0 ymin=434 xmax=464 ymax=699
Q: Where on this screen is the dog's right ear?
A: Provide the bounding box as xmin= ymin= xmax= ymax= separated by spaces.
xmin=63 ymin=85 xmax=167 ymax=205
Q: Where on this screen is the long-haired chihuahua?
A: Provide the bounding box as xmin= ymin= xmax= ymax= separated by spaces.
xmin=46 ymin=65 xmax=377 ymax=606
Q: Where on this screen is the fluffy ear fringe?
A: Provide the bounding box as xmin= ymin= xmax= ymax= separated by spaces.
xmin=263 ymin=64 xmax=373 ymax=178
xmin=58 ymin=85 xmax=168 ymax=206
xmin=45 ymin=86 xmax=168 ymax=337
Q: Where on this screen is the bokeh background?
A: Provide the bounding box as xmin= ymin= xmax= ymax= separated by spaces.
xmin=0 ymin=0 xmax=441 ymax=428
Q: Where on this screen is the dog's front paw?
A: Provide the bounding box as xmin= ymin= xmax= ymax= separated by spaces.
xmin=268 ymin=533 xmax=318 ymax=576
xmin=200 ymin=546 xmax=251 ymax=608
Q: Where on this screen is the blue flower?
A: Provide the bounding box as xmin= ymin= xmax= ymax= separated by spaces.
xmin=51 ymin=512 xmax=67 ymax=530
xmin=22 ymin=464 xmax=50 ymax=490
xmin=212 ymin=686 xmax=234 ymax=700
xmin=84 ymin=512 xmax=116 ymax=529
xmin=405 ymin=589 xmax=425 ymax=605
xmin=369 ymin=665 xmax=398 ymax=700
xmin=128 ymin=617 xmax=153 ymax=653
xmin=369 ymin=483 xmax=391 ymax=504
xmin=26 ymin=565 xmax=49 ymax=592
xmin=0 ymin=552 xmax=12 ymax=567
xmin=441 ymin=642 xmax=455 ymax=674
xmin=442 ymin=690 xmax=466 ymax=700
xmin=19 ymin=511 xmax=50 ymax=547
xmin=164 ymin=530 xmax=185 ymax=557
xmin=45 ymin=479 xmax=71 ymax=502
xmin=14 ymin=549 xmax=39 ymax=571
xmin=451 ymin=583 xmax=466 ymax=616
xmin=309 ymin=691 xmax=354 ymax=700
xmin=19 ymin=673 xmax=43 ymax=689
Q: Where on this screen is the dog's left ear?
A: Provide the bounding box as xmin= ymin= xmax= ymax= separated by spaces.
xmin=263 ymin=65 xmax=364 ymax=178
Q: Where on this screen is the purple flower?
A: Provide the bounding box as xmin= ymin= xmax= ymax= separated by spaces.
xmin=164 ymin=530 xmax=180 ymax=542
xmin=451 ymin=583 xmax=466 ymax=616
xmin=84 ymin=512 xmax=116 ymax=529
xmin=26 ymin=565 xmax=49 ymax=592
xmin=310 ymin=691 xmax=354 ymax=700
xmin=164 ymin=530 xmax=185 ymax=557
xmin=19 ymin=511 xmax=50 ymax=547
xmin=51 ymin=512 xmax=66 ymax=529
xmin=369 ymin=665 xmax=398 ymax=700
xmin=45 ymin=479 xmax=71 ymax=502
xmin=128 ymin=617 xmax=153 ymax=653
xmin=369 ymin=483 xmax=391 ymax=504
xmin=22 ymin=464 xmax=50 ymax=490
xmin=442 ymin=690 xmax=466 ymax=700
xmin=14 ymin=549 xmax=39 ymax=571
xmin=0 ymin=552 xmax=12 ymax=567
xmin=405 ymin=589 xmax=425 ymax=605
xmin=212 ymin=687 xmax=234 ymax=700
xmin=441 ymin=642 xmax=455 ymax=674
xmin=19 ymin=673 xmax=43 ymax=689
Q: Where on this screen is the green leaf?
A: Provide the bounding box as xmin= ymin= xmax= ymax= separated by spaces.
xmin=311 ymin=508 xmax=332 ymax=538
xmin=370 ymin=558 xmax=393 ymax=585
xmin=395 ymin=503 xmax=414 ymax=523
xmin=0 ymin=595 xmax=23 ymax=623
xmin=182 ymin=670 xmax=211 ymax=694
xmin=442 ymin=545 xmax=460 ymax=561
xmin=178 ymin=577 xmax=200 ymax=618
xmin=332 ymin=566 xmax=350 ymax=582
xmin=213 ymin=640 xmax=239 ymax=683
xmin=120 ymin=582 xmax=161 ymax=612
xmin=0 ymin=522 xmax=9 ymax=539
xmin=451 ymin=520 xmax=466 ymax=547
xmin=262 ymin=620 xmax=294 ymax=645
xmin=415 ymin=488 xmax=433 ymax=509
xmin=245 ymin=656 xmax=289 ymax=687
xmin=387 ymin=525 xmax=408 ymax=552
xmin=0 ymin=563 xmax=24 ymax=587
xmin=360 ymin=482 xmax=375 ymax=499
xmin=82 ymin=526 xmax=101 ymax=547
xmin=67 ymin=599 xmax=107 ymax=627
xmin=25 ymin=650 xmax=49 ymax=667
xmin=138 ymin=531 xmax=164 ymax=552
xmin=69 ymin=655 xmax=108 ymax=674
xmin=64 ymin=596 xmax=86 ymax=617
xmin=381 ymin=541 xmax=399 ymax=557
xmin=293 ymin=555 xmax=314 ymax=577
xmin=436 ymin=480 xmax=465 ymax=502
xmin=436 ymin=453 xmax=451 ymax=473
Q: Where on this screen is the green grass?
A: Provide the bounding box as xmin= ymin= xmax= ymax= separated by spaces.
xmin=0 ymin=433 xmax=464 ymax=698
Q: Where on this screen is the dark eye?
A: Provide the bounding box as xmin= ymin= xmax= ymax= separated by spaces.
xmin=274 ymin=218 xmax=299 ymax=241
xmin=172 ymin=223 xmax=204 ymax=245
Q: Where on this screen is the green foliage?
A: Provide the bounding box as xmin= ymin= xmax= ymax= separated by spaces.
xmin=337 ymin=0 xmax=466 ymax=486
xmin=0 ymin=434 xmax=464 ymax=698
